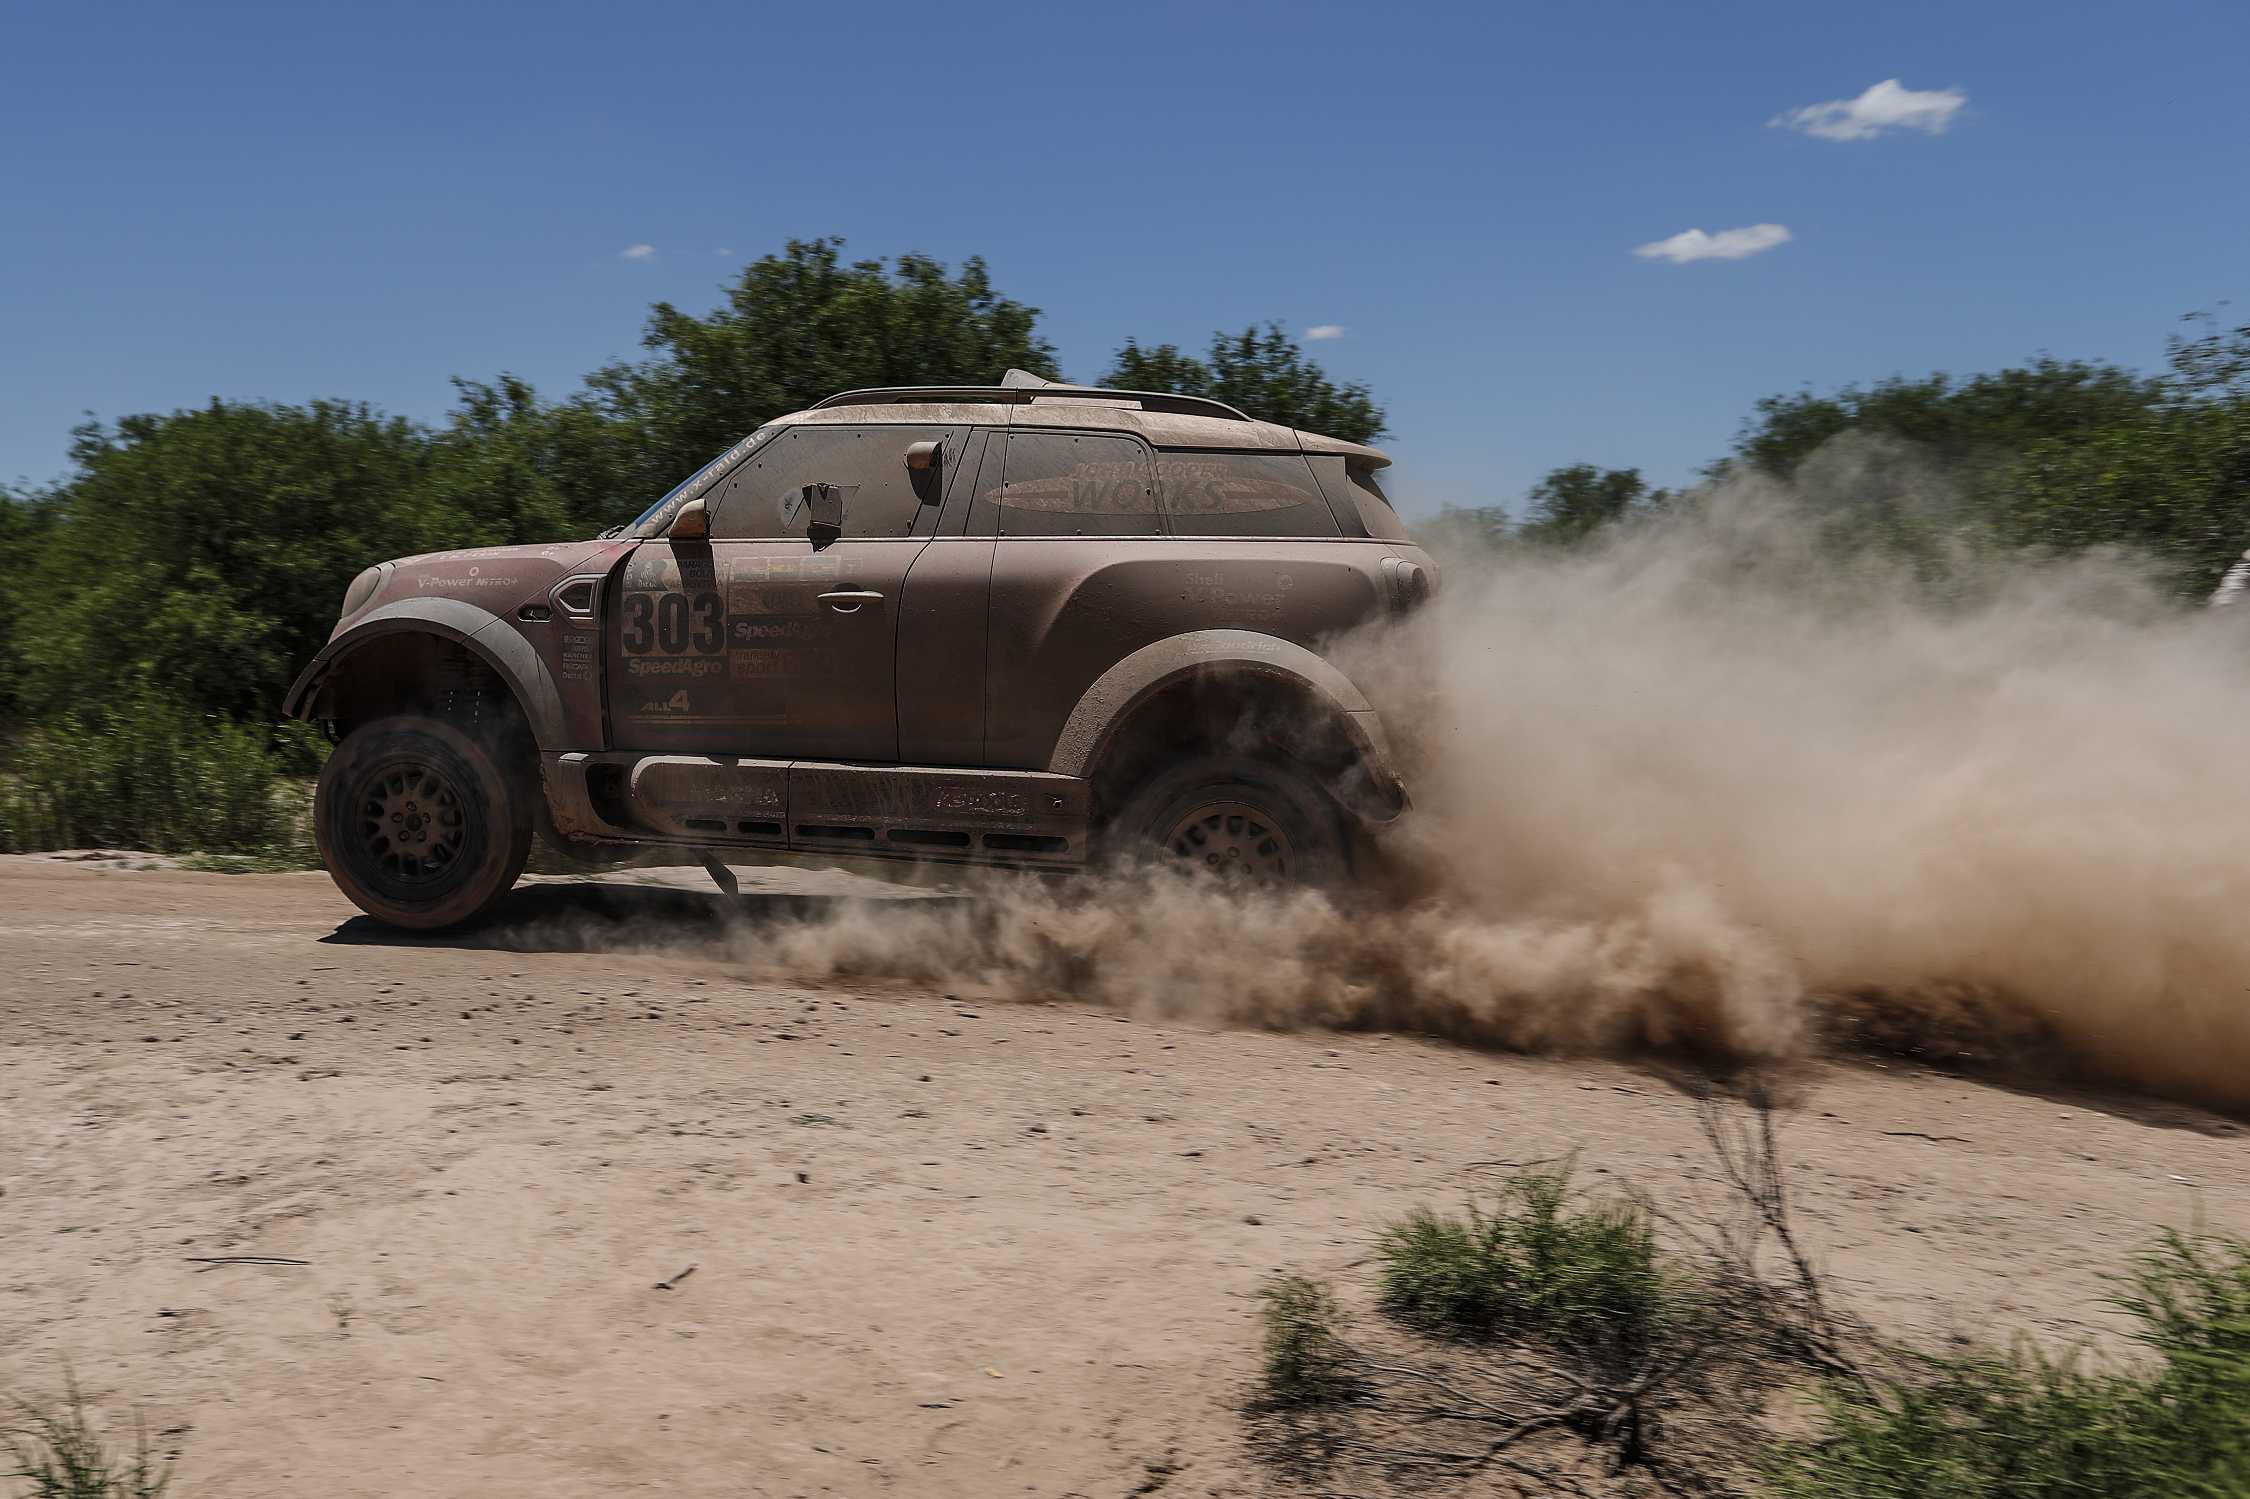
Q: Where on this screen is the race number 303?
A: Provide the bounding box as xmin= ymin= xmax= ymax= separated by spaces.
xmin=621 ymin=590 xmax=723 ymax=656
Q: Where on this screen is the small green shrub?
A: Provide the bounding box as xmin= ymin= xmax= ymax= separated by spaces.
xmin=1770 ymin=1231 xmax=2250 ymax=1498
xmin=3 ymin=1378 xmax=174 ymax=1499
xmin=2120 ymin=1229 xmax=2250 ymax=1466
xmin=1376 ymin=1167 xmax=1669 ymax=1370
xmin=1258 ymin=1275 xmax=1356 ymax=1409
xmin=1774 ymin=1351 xmax=2149 ymax=1499
xmin=0 ymin=696 xmax=319 ymax=859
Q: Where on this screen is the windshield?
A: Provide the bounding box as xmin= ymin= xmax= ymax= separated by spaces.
xmin=616 ymin=426 xmax=773 ymax=538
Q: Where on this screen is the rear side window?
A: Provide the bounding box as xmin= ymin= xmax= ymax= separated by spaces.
xmin=1305 ymin=454 xmax=1411 ymax=541
xmin=972 ymin=432 xmax=1160 ymax=537
xmin=705 ymin=425 xmax=956 ymax=540
xmin=1156 ymin=451 xmax=1341 ymax=538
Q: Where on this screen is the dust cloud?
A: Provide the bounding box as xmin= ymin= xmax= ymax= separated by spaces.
xmin=734 ymin=440 xmax=2250 ymax=1111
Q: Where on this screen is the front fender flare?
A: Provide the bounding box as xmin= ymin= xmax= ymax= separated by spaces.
xmin=1048 ymin=628 xmax=1406 ymax=822
xmin=282 ymin=597 xmax=568 ymax=750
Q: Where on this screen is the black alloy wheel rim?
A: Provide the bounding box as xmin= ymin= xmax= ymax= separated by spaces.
xmin=346 ymin=753 xmax=477 ymax=900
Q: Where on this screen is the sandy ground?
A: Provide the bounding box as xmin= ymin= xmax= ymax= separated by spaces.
xmin=3 ymin=854 xmax=2246 ymax=1498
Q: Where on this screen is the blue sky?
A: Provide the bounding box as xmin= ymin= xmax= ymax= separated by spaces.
xmin=4 ymin=0 xmax=2245 ymax=518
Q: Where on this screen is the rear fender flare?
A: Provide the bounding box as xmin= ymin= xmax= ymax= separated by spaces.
xmin=282 ymin=598 xmax=568 ymax=750
xmin=1048 ymin=629 xmax=1404 ymax=821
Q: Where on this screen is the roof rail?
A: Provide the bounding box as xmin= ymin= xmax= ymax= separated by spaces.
xmin=809 ymin=374 xmax=1254 ymax=424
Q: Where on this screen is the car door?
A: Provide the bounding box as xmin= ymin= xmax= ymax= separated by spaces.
xmin=608 ymin=423 xmax=964 ymax=761
xmin=896 ymin=426 xmax=1005 ymax=765
xmin=975 ymin=427 xmax=1173 ymax=768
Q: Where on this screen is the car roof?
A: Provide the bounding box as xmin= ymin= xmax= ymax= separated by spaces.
xmin=769 ymin=370 xmax=1390 ymax=468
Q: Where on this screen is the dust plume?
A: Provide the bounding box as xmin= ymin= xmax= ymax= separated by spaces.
xmin=737 ymin=439 xmax=2250 ymax=1111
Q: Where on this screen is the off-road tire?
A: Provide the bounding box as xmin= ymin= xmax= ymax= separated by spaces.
xmin=1107 ymin=756 xmax=1349 ymax=886
xmin=314 ymin=714 xmax=534 ymax=930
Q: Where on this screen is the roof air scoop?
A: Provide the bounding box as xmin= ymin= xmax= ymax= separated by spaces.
xmin=1000 ymin=368 xmax=1064 ymax=389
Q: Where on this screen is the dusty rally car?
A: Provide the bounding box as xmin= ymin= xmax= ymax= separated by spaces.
xmin=284 ymin=370 xmax=1437 ymax=928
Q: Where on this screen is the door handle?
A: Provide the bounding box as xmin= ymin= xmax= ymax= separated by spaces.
xmin=818 ymin=589 xmax=885 ymax=614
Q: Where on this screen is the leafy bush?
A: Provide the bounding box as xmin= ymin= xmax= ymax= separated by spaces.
xmin=1771 ymin=1231 xmax=2250 ymax=1498
xmin=1253 ymin=1103 xmax=2250 ymax=1494
xmin=1257 ymin=1275 xmax=1357 ymax=1409
xmin=2122 ymin=1230 xmax=2250 ymax=1472
xmin=0 ymin=694 xmax=317 ymax=858
xmin=1376 ymin=1167 xmax=1669 ymax=1371
xmin=3 ymin=1377 xmax=173 ymax=1499
xmin=7 ymin=403 xmax=460 ymax=730
xmin=2003 ymin=399 xmax=2250 ymax=596
xmin=1249 ymin=1117 xmax=1821 ymax=1486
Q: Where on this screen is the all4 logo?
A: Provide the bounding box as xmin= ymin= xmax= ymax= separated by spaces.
xmin=638 ymin=689 xmax=693 ymax=715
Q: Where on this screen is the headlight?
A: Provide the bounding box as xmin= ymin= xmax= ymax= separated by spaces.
xmin=340 ymin=564 xmax=388 ymax=618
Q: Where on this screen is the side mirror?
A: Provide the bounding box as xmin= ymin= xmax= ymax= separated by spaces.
xmin=904 ymin=440 xmax=944 ymax=506
xmin=669 ymin=497 xmax=711 ymax=542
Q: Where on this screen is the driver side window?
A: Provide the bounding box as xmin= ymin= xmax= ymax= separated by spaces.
xmin=705 ymin=425 xmax=955 ymax=540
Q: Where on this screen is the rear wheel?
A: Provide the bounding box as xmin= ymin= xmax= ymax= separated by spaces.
xmin=1106 ymin=756 xmax=1349 ymax=887
xmin=314 ymin=715 xmax=533 ymax=929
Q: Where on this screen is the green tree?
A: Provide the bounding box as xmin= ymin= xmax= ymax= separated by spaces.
xmin=0 ymin=486 xmax=59 ymax=732
xmin=1104 ymin=324 xmax=1387 ymax=443
xmin=557 ymin=238 xmax=1059 ymax=522
xmin=10 ymin=401 xmax=458 ymax=728
xmin=1415 ymin=503 xmax=1514 ymax=557
xmin=1721 ymin=341 xmax=2249 ymax=594
xmin=2166 ymin=312 xmax=2250 ymax=401
xmin=1731 ymin=359 xmax=2161 ymax=483
xmin=1414 ymin=467 xmax=1665 ymax=557
xmin=1518 ymin=464 xmax=1657 ymax=546
xmin=420 ymin=375 xmax=582 ymax=539
xmin=2000 ymin=322 xmax=2250 ymax=594
xmin=1100 ymin=340 xmax=1212 ymax=400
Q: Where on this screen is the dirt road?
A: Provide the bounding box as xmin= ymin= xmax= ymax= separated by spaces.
xmin=4 ymin=855 xmax=2245 ymax=1497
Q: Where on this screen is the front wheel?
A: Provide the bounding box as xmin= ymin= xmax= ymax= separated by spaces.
xmin=314 ymin=715 xmax=534 ymax=929
xmin=1105 ymin=756 xmax=1349 ymax=887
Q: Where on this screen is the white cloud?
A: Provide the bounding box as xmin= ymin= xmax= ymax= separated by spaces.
xmin=1303 ymin=324 xmax=1346 ymax=341
xmin=620 ymin=243 xmax=657 ymax=261
xmin=1633 ymin=223 xmax=1793 ymax=264
xmin=1770 ymin=79 xmax=1966 ymax=142
xmin=714 ymin=247 xmax=734 ymax=257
